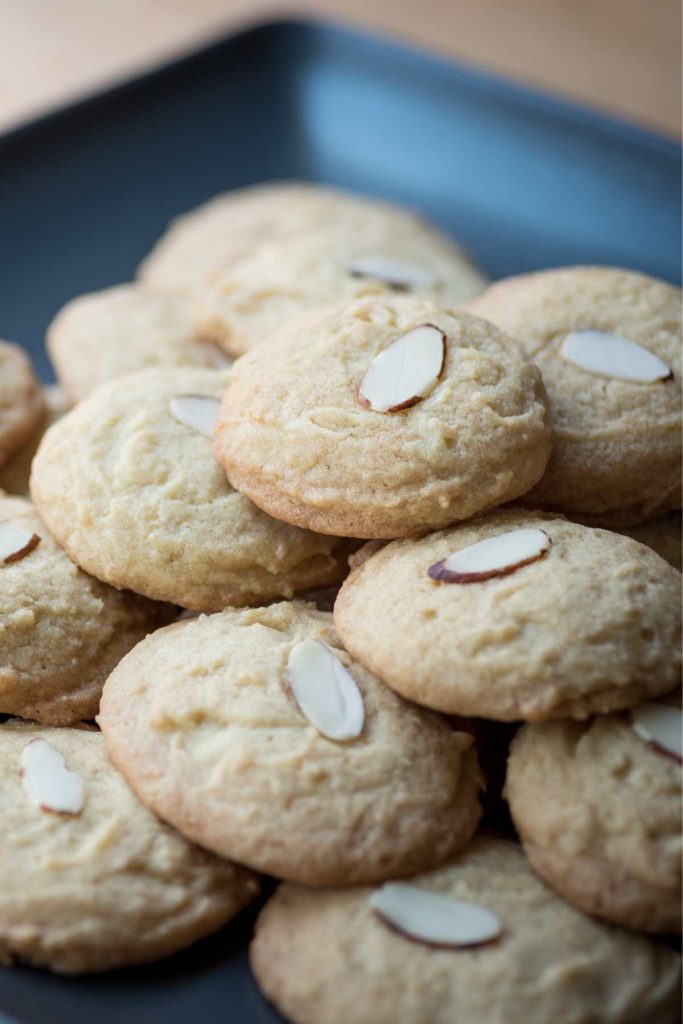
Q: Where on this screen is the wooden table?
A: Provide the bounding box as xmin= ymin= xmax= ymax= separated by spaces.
xmin=0 ymin=0 xmax=679 ymax=137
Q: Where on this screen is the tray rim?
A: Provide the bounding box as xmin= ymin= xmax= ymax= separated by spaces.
xmin=0 ymin=16 xmax=679 ymax=164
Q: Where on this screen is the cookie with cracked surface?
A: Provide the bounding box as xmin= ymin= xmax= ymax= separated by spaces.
xmin=30 ymin=368 xmax=352 ymax=610
xmin=505 ymin=707 xmax=682 ymax=934
xmin=250 ymin=836 xmax=682 ymax=1024
xmin=0 ymin=720 xmax=259 ymax=974
xmin=0 ymin=341 xmax=44 ymax=469
xmin=467 ymin=267 xmax=682 ymax=524
xmin=98 ymin=601 xmax=483 ymax=886
xmin=333 ymin=508 xmax=682 ymax=720
xmin=137 ymin=181 xmax=485 ymax=296
xmin=214 ymin=298 xmax=552 ymax=538
xmin=47 ymin=283 xmax=229 ymax=403
xmin=0 ymin=494 xmax=172 ymax=724
xmin=0 ymin=385 xmax=69 ymax=496
xmin=193 ymin=219 xmax=486 ymax=356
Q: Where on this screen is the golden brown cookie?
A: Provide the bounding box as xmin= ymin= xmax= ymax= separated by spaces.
xmin=333 ymin=508 xmax=682 ymax=720
xmin=505 ymin=708 xmax=682 ymax=933
xmin=98 ymin=602 xmax=483 ymax=886
xmin=0 ymin=341 xmax=44 ymax=469
xmin=214 ymin=298 xmax=552 ymax=538
xmin=0 ymin=385 xmax=69 ymax=496
xmin=250 ymin=837 xmax=682 ymax=1024
xmin=0 ymin=720 xmax=259 ymax=973
xmin=30 ymin=368 xmax=352 ymax=610
xmin=467 ymin=267 xmax=682 ymax=524
xmin=0 ymin=494 xmax=172 ymax=724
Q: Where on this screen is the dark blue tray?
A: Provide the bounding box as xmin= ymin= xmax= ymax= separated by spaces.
xmin=0 ymin=18 xmax=680 ymax=1024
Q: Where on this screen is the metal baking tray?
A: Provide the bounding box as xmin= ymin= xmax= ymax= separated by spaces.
xmin=0 ymin=17 xmax=679 ymax=1024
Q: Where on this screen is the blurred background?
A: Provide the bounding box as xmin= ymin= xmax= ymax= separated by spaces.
xmin=0 ymin=0 xmax=680 ymax=137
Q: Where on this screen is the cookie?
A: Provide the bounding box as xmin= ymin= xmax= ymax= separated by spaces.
xmin=467 ymin=267 xmax=682 ymax=524
xmin=0 ymin=720 xmax=259 ymax=973
xmin=98 ymin=602 xmax=483 ymax=886
xmin=0 ymin=385 xmax=69 ymax=496
xmin=611 ymin=512 xmax=682 ymax=571
xmin=0 ymin=341 xmax=45 ymax=468
xmin=250 ymin=836 xmax=682 ymax=1024
xmin=333 ymin=508 xmax=682 ymax=720
xmin=30 ymin=368 xmax=352 ymax=610
xmin=47 ymin=283 xmax=229 ymax=403
xmin=138 ymin=181 xmax=485 ymax=295
xmin=505 ymin=706 xmax=682 ymax=933
xmin=214 ymin=298 xmax=552 ymax=538
xmin=193 ymin=218 xmax=486 ymax=357
xmin=0 ymin=494 xmax=172 ymax=724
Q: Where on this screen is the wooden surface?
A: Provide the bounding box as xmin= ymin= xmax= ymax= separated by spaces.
xmin=0 ymin=0 xmax=680 ymax=137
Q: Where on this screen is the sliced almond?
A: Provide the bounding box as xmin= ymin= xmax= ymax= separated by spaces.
xmin=348 ymin=255 xmax=435 ymax=291
xmin=0 ymin=522 xmax=41 ymax=565
xmin=358 ymin=324 xmax=446 ymax=413
xmin=287 ymin=640 xmax=365 ymax=742
xmin=369 ymin=883 xmax=503 ymax=949
xmin=428 ymin=528 xmax=551 ymax=584
xmin=169 ymin=395 xmax=221 ymax=437
xmin=20 ymin=738 xmax=85 ymax=815
xmin=631 ymin=703 xmax=682 ymax=763
xmin=560 ymin=330 xmax=672 ymax=383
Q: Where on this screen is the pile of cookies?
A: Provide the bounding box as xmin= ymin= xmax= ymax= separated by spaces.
xmin=1 ymin=182 xmax=681 ymax=1023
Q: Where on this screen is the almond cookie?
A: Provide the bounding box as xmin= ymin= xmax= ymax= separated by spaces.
xmin=0 ymin=494 xmax=172 ymax=724
xmin=47 ymin=283 xmax=229 ymax=403
xmin=138 ymin=181 xmax=485 ymax=295
xmin=612 ymin=512 xmax=682 ymax=571
xmin=30 ymin=368 xmax=352 ymax=610
xmin=250 ymin=836 xmax=682 ymax=1024
xmin=0 ymin=341 xmax=44 ymax=468
xmin=505 ymin=703 xmax=682 ymax=933
xmin=98 ymin=602 xmax=483 ymax=886
xmin=0 ymin=720 xmax=259 ymax=974
xmin=0 ymin=385 xmax=69 ymax=496
xmin=333 ymin=508 xmax=682 ymax=720
xmin=194 ymin=220 xmax=486 ymax=357
xmin=467 ymin=267 xmax=682 ymax=524
xmin=214 ymin=298 xmax=552 ymax=538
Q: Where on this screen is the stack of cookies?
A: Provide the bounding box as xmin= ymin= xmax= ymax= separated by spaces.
xmin=1 ymin=182 xmax=681 ymax=1023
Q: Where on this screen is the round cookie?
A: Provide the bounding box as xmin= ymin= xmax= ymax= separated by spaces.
xmin=214 ymin=298 xmax=552 ymax=538
xmin=505 ymin=710 xmax=682 ymax=934
xmin=193 ymin=220 xmax=487 ymax=356
xmin=0 ymin=385 xmax=69 ymax=496
xmin=0 ymin=341 xmax=44 ymax=469
xmin=0 ymin=494 xmax=172 ymax=724
xmin=138 ymin=181 xmax=485 ymax=295
xmin=250 ymin=837 xmax=682 ymax=1024
xmin=333 ymin=508 xmax=682 ymax=720
xmin=0 ymin=721 xmax=259 ymax=974
xmin=30 ymin=367 xmax=352 ymax=610
xmin=47 ymin=283 xmax=229 ymax=403
xmin=466 ymin=267 xmax=682 ymax=524
xmin=98 ymin=602 xmax=483 ymax=886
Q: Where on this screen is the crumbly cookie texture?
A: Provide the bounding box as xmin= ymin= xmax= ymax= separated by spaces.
xmin=608 ymin=513 xmax=682 ymax=571
xmin=137 ymin=181 xmax=485 ymax=295
xmin=47 ymin=283 xmax=229 ymax=403
xmin=98 ymin=602 xmax=483 ymax=886
xmin=0 ymin=494 xmax=173 ymax=724
xmin=333 ymin=508 xmax=682 ymax=721
xmin=0 ymin=385 xmax=69 ymax=496
xmin=467 ymin=267 xmax=682 ymax=524
xmin=0 ymin=721 xmax=259 ymax=974
xmin=214 ymin=298 xmax=552 ymax=538
xmin=0 ymin=341 xmax=45 ymax=469
xmin=30 ymin=367 xmax=353 ymax=610
xmin=193 ymin=218 xmax=486 ymax=356
xmin=250 ymin=837 xmax=682 ymax=1024
xmin=505 ymin=712 xmax=682 ymax=933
